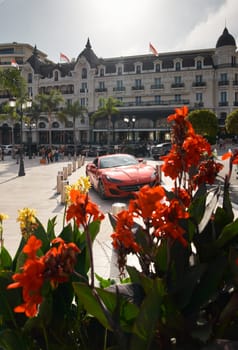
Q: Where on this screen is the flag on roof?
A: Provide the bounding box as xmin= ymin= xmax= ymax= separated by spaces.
xmin=11 ymin=59 xmax=19 ymax=69
xmin=60 ymin=52 xmax=70 ymax=63
xmin=149 ymin=42 xmax=159 ymax=56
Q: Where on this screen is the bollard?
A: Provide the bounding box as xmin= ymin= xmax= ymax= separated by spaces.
xmin=111 ymin=202 xmax=127 ymax=215
xmin=61 ymin=180 xmax=69 ymax=204
xmin=72 ymin=160 xmax=76 ymax=172
xmin=78 ymin=155 xmax=82 ymax=168
xmin=155 ymin=164 xmax=161 ymax=184
xmin=63 ymin=167 xmax=68 ymax=180
xmin=56 ymin=173 xmax=63 ymax=194
xmin=67 ymin=163 xmax=72 ymax=176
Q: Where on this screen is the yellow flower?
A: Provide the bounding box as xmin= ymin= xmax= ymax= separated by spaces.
xmin=17 ymin=208 xmax=37 ymax=238
xmin=0 ymin=213 xmax=9 ymax=224
xmin=65 ymin=176 xmax=91 ymax=204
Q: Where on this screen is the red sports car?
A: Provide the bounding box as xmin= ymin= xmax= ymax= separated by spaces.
xmin=85 ymin=153 xmax=158 ymax=199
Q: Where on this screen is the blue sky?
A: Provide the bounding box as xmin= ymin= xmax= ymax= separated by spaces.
xmin=0 ymin=0 xmax=237 ymax=62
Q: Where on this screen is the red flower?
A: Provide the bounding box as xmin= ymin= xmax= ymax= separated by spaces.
xmin=111 ymin=210 xmax=140 ymax=252
xmin=66 ymin=190 xmax=105 ymax=227
xmin=8 ymin=257 xmax=45 ymax=317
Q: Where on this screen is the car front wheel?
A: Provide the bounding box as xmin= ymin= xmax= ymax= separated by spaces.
xmin=98 ymin=180 xmax=107 ymax=199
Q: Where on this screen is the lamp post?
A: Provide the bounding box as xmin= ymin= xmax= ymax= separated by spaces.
xmin=123 ymin=116 xmax=136 ymax=142
xmin=9 ymin=98 xmax=32 ymax=176
xmin=25 ymin=120 xmax=36 ymax=159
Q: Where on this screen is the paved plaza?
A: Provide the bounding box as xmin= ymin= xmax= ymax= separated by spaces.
xmin=0 ymin=149 xmax=238 ymax=281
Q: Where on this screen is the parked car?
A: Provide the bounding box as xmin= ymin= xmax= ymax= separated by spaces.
xmin=86 ymin=153 xmax=158 ymax=199
xmin=120 ymin=143 xmax=147 ymax=157
xmin=151 ymin=142 xmax=171 ymax=160
xmin=2 ymin=145 xmax=13 ymax=155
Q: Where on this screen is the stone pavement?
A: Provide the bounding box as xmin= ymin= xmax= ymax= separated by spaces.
xmin=0 ymin=150 xmax=238 ymax=282
xmin=0 ymin=155 xmax=115 ymax=280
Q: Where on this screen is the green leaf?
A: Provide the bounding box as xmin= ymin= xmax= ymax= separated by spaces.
xmin=0 ymin=271 xmax=23 ymax=323
xmin=185 ymin=255 xmax=227 ymax=314
xmin=129 ymin=278 xmax=166 ymax=350
xmin=73 ymin=282 xmax=139 ymax=332
xmin=0 ymin=329 xmax=28 ymax=350
xmin=95 ymin=273 xmax=116 ymax=288
xmin=215 ymin=219 xmax=238 ymax=249
xmin=0 ymin=246 xmax=12 ymax=270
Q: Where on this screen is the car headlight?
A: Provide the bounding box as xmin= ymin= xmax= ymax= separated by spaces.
xmin=104 ymin=175 xmax=122 ymax=183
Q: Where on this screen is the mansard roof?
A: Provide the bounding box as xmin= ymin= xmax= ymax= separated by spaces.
xmin=76 ymin=38 xmax=99 ymax=68
xmin=216 ymin=27 xmax=236 ymax=48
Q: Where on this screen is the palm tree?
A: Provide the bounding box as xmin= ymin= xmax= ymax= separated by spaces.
xmin=36 ymin=89 xmax=64 ymax=149
xmin=91 ymin=97 xmax=122 ymax=148
xmin=0 ymin=68 xmax=27 ymax=99
xmin=58 ymin=100 xmax=87 ymax=157
xmin=0 ymin=68 xmax=28 ymax=148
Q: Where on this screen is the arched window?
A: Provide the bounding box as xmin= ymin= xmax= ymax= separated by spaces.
xmin=82 ymin=68 xmax=87 ymax=79
xmin=155 ymin=63 xmax=160 ymax=72
xmin=52 ymin=122 xmax=60 ymax=128
xmin=54 ymin=71 xmax=59 ymax=81
xmin=175 ymin=62 xmax=181 ymax=71
xmin=39 ymin=122 xmax=46 ymax=128
xmin=196 ymin=60 xmax=202 ymax=69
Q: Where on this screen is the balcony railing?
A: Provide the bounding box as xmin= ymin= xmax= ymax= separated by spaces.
xmin=192 ymin=82 xmax=206 ymax=87
xmin=95 ymin=88 xmax=107 ymax=92
xmin=219 ymin=101 xmax=228 ymax=106
xmin=171 ymin=83 xmax=185 ymax=88
xmin=150 ymin=84 xmax=164 ymax=89
xmin=122 ymin=99 xmax=190 ymax=107
xmin=233 ymin=80 xmax=238 ymax=86
xmin=194 ymin=102 xmax=204 ymax=107
xmin=113 ymin=87 xmax=126 ymax=92
xmin=131 ymin=86 xmax=144 ymax=90
xmin=218 ymin=80 xmax=229 ymax=86
xmin=233 ymin=101 xmax=238 ymax=106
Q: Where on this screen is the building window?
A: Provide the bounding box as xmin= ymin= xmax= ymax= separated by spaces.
xmin=175 ymin=76 xmax=181 ymax=84
xmin=99 ymin=81 xmax=105 ymax=89
xmin=80 ymin=97 xmax=87 ymax=106
xmin=136 ymin=65 xmax=141 ymax=73
xmin=28 ymin=73 xmax=32 ymax=83
xmin=82 ymin=68 xmax=87 ymax=79
xmin=39 ymin=122 xmax=46 ymax=128
xmin=135 ymin=96 xmax=141 ymax=105
xmin=195 ymin=75 xmax=202 ymax=83
xmin=118 ymin=67 xmax=122 ymax=75
xmin=196 ymin=92 xmax=203 ymax=102
xmin=54 ymin=71 xmax=58 ymax=81
xmin=28 ymin=87 xmax=33 ymax=97
xmin=220 ymin=91 xmax=228 ymax=106
xmin=100 ymin=68 xmax=104 ymax=76
xmin=196 ymin=60 xmax=202 ymax=69
xmin=135 ymin=79 xmax=142 ymax=89
xmin=155 ymin=95 xmax=161 ymax=104
xmin=175 ymin=62 xmax=181 ymax=71
xmin=155 ymin=77 xmax=161 ymax=87
xmin=175 ymin=94 xmax=181 ymax=102
xmin=232 ymin=56 xmax=236 ymax=66
xmin=219 ymin=73 xmax=229 ymax=86
xmin=81 ymin=82 xmax=87 ymax=92
xmin=155 ymin=63 xmax=160 ymax=72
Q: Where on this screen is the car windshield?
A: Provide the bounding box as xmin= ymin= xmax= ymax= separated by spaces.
xmin=99 ymin=155 xmax=138 ymax=169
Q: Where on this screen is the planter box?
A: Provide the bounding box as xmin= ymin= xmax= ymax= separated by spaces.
xmin=40 ymin=158 xmax=46 ymax=165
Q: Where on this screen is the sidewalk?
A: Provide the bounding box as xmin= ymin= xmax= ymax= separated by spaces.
xmin=0 ymin=156 xmax=114 ymax=279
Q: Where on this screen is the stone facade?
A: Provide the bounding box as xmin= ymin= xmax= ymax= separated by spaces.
xmin=0 ymin=27 xmax=238 ymax=146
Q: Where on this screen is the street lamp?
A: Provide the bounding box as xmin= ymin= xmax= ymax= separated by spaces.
xmin=25 ymin=119 xmax=36 ymax=159
xmin=9 ymin=98 xmax=32 ymax=176
xmin=123 ymin=116 xmax=136 ymax=142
